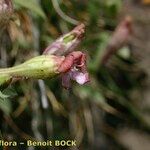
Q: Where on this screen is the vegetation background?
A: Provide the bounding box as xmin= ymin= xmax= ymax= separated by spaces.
xmin=0 ymin=0 xmax=150 ymax=149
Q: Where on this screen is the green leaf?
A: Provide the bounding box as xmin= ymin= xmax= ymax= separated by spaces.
xmin=0 ymin=91 xmax=9 ymax=100
xmin=14 ymin=0 xmax=46 ymax=19
xmin=89 ymin=32 xmax=110 ymax=71
xmin=0 ymin=91 xmax=12 ymax=114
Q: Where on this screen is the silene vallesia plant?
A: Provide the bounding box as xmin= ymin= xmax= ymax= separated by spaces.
xmin=0 ymin=23 xmax=90 ymax=89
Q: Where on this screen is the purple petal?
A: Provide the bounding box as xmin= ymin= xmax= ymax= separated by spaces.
xmin=72 ymin=71 xmax=90 ymax=85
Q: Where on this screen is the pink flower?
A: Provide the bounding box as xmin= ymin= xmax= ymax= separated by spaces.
xmin=43 ymin=24 xmax=89 ymax=88
xmin=58 ymin=51 xmax=90 ymax=89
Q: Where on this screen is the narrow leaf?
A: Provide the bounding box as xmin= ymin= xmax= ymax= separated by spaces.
xmin=14 ymin=0 xmax=46 ymax=19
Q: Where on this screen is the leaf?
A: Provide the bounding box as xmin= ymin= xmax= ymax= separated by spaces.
xmin=0 ymin=91 xmax=9 ymax=100
xmin=0 ymin=99 xmax=12 ymax=114
xmin=105 ymin=0 xmax=122 ymax=17
xmin=0 ymin=91 xmax=12 ymax=114
xmin=0 ymin=87 xmax=17 ymax=114
xmin=14 ymin=0 xmax=46 ymax=19
xmin=3 ymin=87 xmax=18 ymax=98
xmin=106 ymin=0 xmax=122 ymax=11
xmin=89 ymin=32 xmax=110 ymax=71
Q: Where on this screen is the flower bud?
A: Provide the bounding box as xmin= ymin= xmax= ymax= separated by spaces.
xmin=43 ymin=24 xmax=85 ymax=55
xmin=101 ymin=16 xmax=132 ymax=64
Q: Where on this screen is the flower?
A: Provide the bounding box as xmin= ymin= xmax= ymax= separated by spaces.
xmin=43 ymin=23 xmax=89 ymax=88
xmin=101 ymin=16 xmax=132 ymax=64
xmin=0 ymin=52 xmax=90 ymax=89
xmin=62 ymin=69 xmax=89 ymax=89
xmin=58 ymin=51 xmax=90 ymax=89
xmin=0 ymin=23 xmax=89 ymax=89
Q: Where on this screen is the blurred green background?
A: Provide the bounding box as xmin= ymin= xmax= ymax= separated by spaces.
xmin=0 ymin=0 xmax=150 ymax=150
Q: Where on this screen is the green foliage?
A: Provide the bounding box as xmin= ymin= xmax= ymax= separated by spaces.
xmin=14 ymin=0 xmax=46 ymax=19
xmin=0 ymin=91 xmax=12 ymax=114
